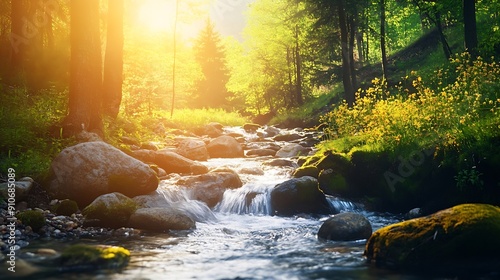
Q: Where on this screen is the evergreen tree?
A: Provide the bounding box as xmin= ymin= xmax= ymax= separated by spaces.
xmin=192 ymin=18 xmax=231 ymax=108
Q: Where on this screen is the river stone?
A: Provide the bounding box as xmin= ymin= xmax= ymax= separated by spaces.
xmin=365 ymin=204 xmax=500 ymax=272
xmin=273 ymin=133 xmax=303 ymax=142
xmin=0 ymin=177 xmax=34 ymax=202
xmin=270 ymin=176 xmax=332 ymax=216
xmin=176 ymin=139 xmax=209 ymax=161
xmin=243 ymin=123 xmax=261 ymax=133
xmin=262 ymin=159 xmax=299 ymax=168
xmin=276 ymin=143 xmax=310 ymax=158
xmin=194 ymin=123 xmax=223 ymax=137
xmin=318 ymin=212 xmax=372 ymax=241
xmin=82 ymin=192 xmax=137 ymax=228
xmin=246 ymin=148 xmax=277 ymax=157
xmin=177 ymin=170 xmax=243 ymax=208
xmin=207 ymin=135 xmax=244 ymax=158
xmin=292 ymin=165 xmax=319 ymax=178
xmin=49 ymin=142 xmax=159 ymax=206
xmin=128 ymin=207 xmax=195 ymax=231
xmin=150 ymin=150 xmax=208 ymax=175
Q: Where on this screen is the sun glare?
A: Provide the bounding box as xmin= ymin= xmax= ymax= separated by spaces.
xmin=137 ymin=0 xmax=204 ymax=39
xmin=138 ymin=0 xmax=176 ymax=32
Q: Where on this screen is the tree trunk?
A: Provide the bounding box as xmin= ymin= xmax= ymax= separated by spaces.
xmin=380 ymin=0 xmax=389 ymax=81
xmin=103 ymin=0 xmax=124 ymax=119
xmin=337 ymin=0 xmax=354 ymax=106
xmin=348 ymin=15 xmax=357 ymax=91
xmin=463 ymin=0 xmax=478 ymax=58
xmin=65 ymin=0 xmax=102 ymax=135
xmin=435 ymin=12 xmax=452 ymax=60
xmin=294 ymin=25 xmax=303 ymax=106
xmin=10 ymin=0 xmax=26 ymax=79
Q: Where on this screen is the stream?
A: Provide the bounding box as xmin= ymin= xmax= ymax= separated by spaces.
xmin=4 ymin=127 xmax=452 ymax=279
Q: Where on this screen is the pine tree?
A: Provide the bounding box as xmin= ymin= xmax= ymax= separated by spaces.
xmin=193 ymin=19 xmax=231 ymax=108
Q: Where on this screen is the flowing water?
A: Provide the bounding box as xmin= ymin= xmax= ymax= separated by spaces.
xmin=5 ymin=128 xmax=463 ymax=279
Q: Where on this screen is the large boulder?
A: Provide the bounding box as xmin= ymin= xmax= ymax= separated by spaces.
xmin=176 ymin=138 xmax=209 ymax=161
xmin=365 ymin=204 xmax=500 ymax=273
xmin=128 ymin=207 xmax=195 ymax=231
xmin=49 ymin=142 xmax=159 ymax=206
xmin=207 ymin=135 xmax=244 ymax=158
xmin=276 ymin=143 xmax=310 ymax=158
xmin=318 ymin=212 xmax=372 ymax=241
xmin=177 ymin=169 xmax=243 ymax=208
xmin=270 ymin=176 xmax=332 ymax=216
xmin=82 ymin=192 xmax=137 ymax=228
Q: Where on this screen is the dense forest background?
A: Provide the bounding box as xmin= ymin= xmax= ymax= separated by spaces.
xmin=1 ymin=0 xmax=499 ymax=189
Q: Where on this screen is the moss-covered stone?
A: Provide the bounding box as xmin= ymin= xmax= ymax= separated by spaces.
xmin=51 ymin=199 xmax=79 ymax=216
xmin=17 ymin=210 xmax=46 ymax=232
xmin=292 ymin=165 xmax=319 ymax=178
xmin=318 ymin=169 xmax=349 ymax=196
xmin=60 ymin=244 xmax=130 ymax=270
xmin=82 ymin=192 xmax=137 ymax=228
xmin=365 ymin=204 xmax=500 ymax=273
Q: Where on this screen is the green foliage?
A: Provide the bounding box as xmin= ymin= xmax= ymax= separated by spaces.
xmin=192 ymin=19 xmax=231 ymax=109
xmin=17 ymin=210 xmax=46 ymax=232
xmin=455 ymin=167 xmax=484 ymax=192
xmin=320 ymin=53 xmax=500 ymax=156
xmin=0 ymin=85 xmax=75 ymax=180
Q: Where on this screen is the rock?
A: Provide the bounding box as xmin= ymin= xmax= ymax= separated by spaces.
xmin=76 ymin=131 xmax=102 ymax=142
xmin=238 ymin=167 xmax=265 ymax=175
xmin=128 ymin=207 xmax=195 ymax=231
xmin=276 ymin=143 xmax=310 ymax=158
xmin=318 ymin=169 xmax=349 ymax=196
xmin=17 ymin=210 xmax=46 ymax=232
xmin=151 ymin=150 xmax=209 ymax=175
xmin=365 ymin=204 xmax=500 ymax=273
xmin=246 ymin=149 xmax=276 ymax=157
xmin=318 ymin=212 xmax=372 ymax=241
xmin=51 ymin=199 xmax=79 ymax=216
xmin=270 ymin=176 xmax=332 ymax=216
xmin=82 ymin=192 xmax=137 ymax=228
xmin=194 ymin=123 xmax=223 ymax=137
xmin=207 ymin=136 xmax=244 ymax=158
xmin=252 ymin=111 xmax=276 ymax=125
xmin=243 ymin=123 xmax=261 ymax=133
xmin=0 ymin=177 xmax=34 ymax=202
xmin=405 ymin=207 xmax=422 ymax=219
xmin=140 ymin=141 xmax=159 ymax=151
xmin=263 ymin=126 xmax=280 ymax=137
xmin=176 ymin=139 xmax=209 ymax=161
xmin=292 ymin=165 xmax=319 ymax=178
xmin=120 ymin=136 xmax=140 ymax=146
xmin=49 ymin=142 xmax=159 ymax=206
xmin=273 ymin=133 xmax=303 ymax=142
xmin=59 ymin=244 xmax=130 ymax=270
xmin=263 ymin=159 xmax=298 ymax=168
xmin=178 ymin=170 xmax=243 ymax=208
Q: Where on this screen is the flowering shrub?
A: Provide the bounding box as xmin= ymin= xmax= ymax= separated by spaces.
xmin=321 ymin=53 xmax=500 ymax=153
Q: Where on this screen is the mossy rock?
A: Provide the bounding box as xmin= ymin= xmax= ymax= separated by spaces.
xmin=365 ymin=204 xmax=500 ymax=274
xmin=292 ymin=165 xmax=319 ymax=178
xmin=60 ymin=244 xmax=130 ymax=270
xmin=17 ymin=210 xmax=46 ymax=232
xmin=318 ymin=169 xmax=349 ymax=196
xmin=51 ymin=199 xmax=79 ymax=216
xmin=82 ymin=192 xmax=137 ymax=228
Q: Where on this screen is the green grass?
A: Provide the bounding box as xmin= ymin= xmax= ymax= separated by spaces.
xmin=0 ymin=85 xmax=73 ymax=180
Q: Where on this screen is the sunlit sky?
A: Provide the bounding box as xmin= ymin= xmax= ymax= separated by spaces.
xmin=137 ymin=0 xmax=253 ymax=40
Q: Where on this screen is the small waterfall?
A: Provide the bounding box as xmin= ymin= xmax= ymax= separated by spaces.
xmin=156 ymin=183 xmax=217 ymax=223
xmin=326 ymin=195 xmax=361 ymax=213
xmin=215 ymin=182 xmax=275 ymax=215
